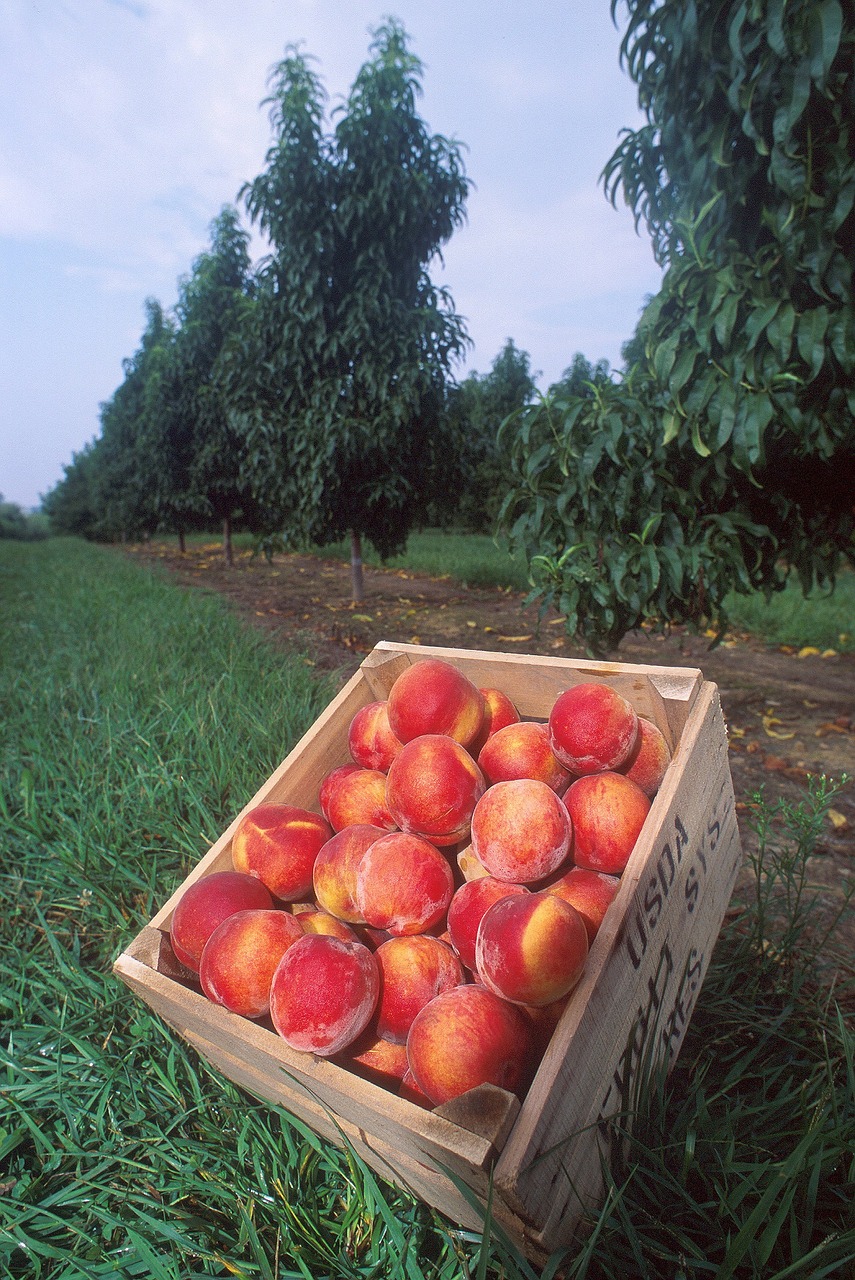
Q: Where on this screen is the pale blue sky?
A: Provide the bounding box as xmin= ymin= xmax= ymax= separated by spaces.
xmin=0 ymin=0 xmax=661 ymax=510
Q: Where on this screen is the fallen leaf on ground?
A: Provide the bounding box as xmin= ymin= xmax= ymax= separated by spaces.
xmin=828 ymin=809 xmax=849 ymax=831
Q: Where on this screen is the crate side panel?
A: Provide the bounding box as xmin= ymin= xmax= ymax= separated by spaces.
xmin=494 ymin=682 xmax=743 ymax=1243
xmin=112 ymin=954 xmax=502 ymax=1186
xmin=178 ymin=1024 xmax=509 ymax=1237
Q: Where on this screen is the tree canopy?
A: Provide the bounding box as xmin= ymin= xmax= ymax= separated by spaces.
xmin=237 ymin=18 xmax=470 ymax=596
xmin=500 ymin=0 xmax=854 ymax=652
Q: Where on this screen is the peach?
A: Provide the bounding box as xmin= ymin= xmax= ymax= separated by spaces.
xmin=356 ymin=831 xmax=454 ymax=936
xmin=446 ymin=876 xmax=530 ymax=972
xmin=169 ymin=870 xmax=274 ymax=972
xmin=564 ymin=771 xmax=651 ymax=874
xmin=620 ymin=717 xmax=672 ymax=798
xmin=477 ymin=720 xmax=571 ymax=794
xmin=386 ymin=734 xmax=486 ymax=846
xmin=199 ymin=908 xmax=304 ymax=1019
xmin=399 ymin=1067 xmax=434 ymax=1108
xmin=468 ymin=687 xmax=521 ymax=756
xmin=337 ymin=1029 xmax=410 ymax=1089
xmin=375 ymin=935 xmax=465 ymax=1043
xmin=406 ymin=983 xmax=534 ymax=1105
xmin=542 ymin=866 xmax=621 ymax=942
xmin=231 ymin=802 xmax=333 ymax=902
xmin=548 ymin=682 xmax=639 ymax=775
xmin=297 ymin=908 xmax=360 ymax=943
xmin=270 ymin=933 xmax=380 ymax=1057
xmin=387 ymin=658 xmax=486 ymax=748
xmin=348 ymin=700 xmax=404 ymax=773
xmin=324 ymin=768 xmax=397 ymax=833
xmin=312 ymin=823 xmax=388 ymax=924
xmin=318 ymin=763 xmax=361 ymax=823
xmin=475 ymin=891 xmax=589 ymax=1007
xmin=470 ymin=778 xmax=572 ymax=883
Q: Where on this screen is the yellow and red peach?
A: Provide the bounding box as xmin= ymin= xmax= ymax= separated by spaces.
xmin=387 ymin=658 xmax=486 ymax=748
xmin=374 ymin=935 xmax=465 ymax=1043
xmin=347 ymin=700 xmax=404 ymax=773
xmin=406 ymin=983 xmax=534 ymax=1105
xmin=399 ymin=1068 xmax=434 ymax=1108
xmin=563 ymin=771 xmax=651 ymax=874
xmin=468 ymin=687 xmax=520 ymax=756
xmin=296 ymin=908 xmax=360 ymax=943
xmin=337 ymin=1029 xmax=410 ymax=1089
xmin=356 ymin=831 xmax=455 ymax=937
xmin=475 ymin=891 xmax=589 ymax=1007
xmin=312 ymin=823 xmax=388 ymax=924
xmin=318 ymin=763 xmax=361 ymax=823
xmin=620 ymin=717 xmax=672 ymax=798
xmin=446 ymin=876 xmax=530 ymax=973
xmin=470 ymin=778 xmax=572 ymax=883
xmin=270 ymin=933 xmax=380 ymax=1057
xmin=324 ymin=768 xmax=397 ymax=834
xmin=386 ymin=734 xmax=485 ymax=846
xmin=542 ymin=866 xmax=621 ymax=943
xmin=477 ymin=720 xmax=571 ymax=794
xmin=231 ymin=802 xmax=333 ymax=902
xmin=169 ymin=870 xmax=274 ymax=972
xmin=199 ymin=908 xmax=304 ymax=1019
xmin=548 ymin=682 xmax=639 ymax=775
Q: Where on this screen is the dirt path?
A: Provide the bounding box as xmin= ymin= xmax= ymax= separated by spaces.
xmin=123 ymin=538 xmax=855 ymax=964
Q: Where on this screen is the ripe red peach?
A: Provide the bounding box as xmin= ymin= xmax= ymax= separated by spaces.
xmin=325 ymin=768 xmax=397 ymax=833
xmin=446 ymin=876 xmax=530 ymax=973
xmin=337 ymin=1029 xmax=409 ymax=1089
xmin=475 ymin=891 xmax=589 ymax=1007
xmin=564 ymin=771 xmax=651 ymax=874
xmin=348 ymin=700 xmax=404 ymax=773
xmin=387 ymin=658 xmax=486 ymax=748
xmin=548 ymin=682 xmax=639 ymax=775
xmin=468 ymin=687 xmax=521 ymax=756
xmin=199 ymin=908 xmax=304 ymax=1019
xmin=297 ymin=908 xmax=360 ymax=943
xmin=399 ymin=1068 xmax=434 ymax=1108
xmin=375 ymin=935 xmax=464 ymax=1043
xmin=406 ymin=983 xmax=534 ymax=1105
xmin=169 ymin=870 xmax=274 ymax=972
xmin=312 ymin=823 xmax=388 ymax=924
xmin=231 ymin=802 xmax=333 ymax=902
xmin=543 ymin=866 xmax=621 ymax=943
xmin=386 ymin=734 xmax=486 ymax=846
xmin=478 ymin=720 xmax=571 ymax=794
xmin=470 ymin=778 xmax=572 ymax=883
xmin=620 ymin=717 xmax=672 ymax=798
xmin=318 ymin=763 xmax=361 ymax=823
xmin=356 ymin=831 xmax=454 ymax=936
xmin=270 ymin=933 xmax=380 ymax=1057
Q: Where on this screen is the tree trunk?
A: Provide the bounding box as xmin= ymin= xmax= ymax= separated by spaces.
xmin=178 ymin=529 xmax=186 ymax=554
xmin=350 ymin=529 xmax=365 ymax=604
xmin=223 ymin=514 xmax=233 ymax=566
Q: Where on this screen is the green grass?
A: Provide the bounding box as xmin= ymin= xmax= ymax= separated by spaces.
xmin=723 ymin=567 xmax=855 ymax=653
xmin=2 ymin=538 xmax=851 ymax=1278
xmin=297 ymin=529 xmax=532 ymax=593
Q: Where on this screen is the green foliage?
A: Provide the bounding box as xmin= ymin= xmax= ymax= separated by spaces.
xmin=234 ymin=20 xmax=470 ymax=568
xmin=0 ymin=495 xmax=48 ymax=541
xmin=603 ymin=0 xmax=855 ymax=578
xmin=500 ymin=374 xmax=775 ymax=653
xmin=501 ymin=0 xmax=854 ymax=651
xmin=442 ymin=339 xmax=539 ymax=532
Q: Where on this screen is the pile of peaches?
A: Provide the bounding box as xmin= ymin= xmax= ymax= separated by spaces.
xmin=170 ymin=658 xmax=671 ymax=1108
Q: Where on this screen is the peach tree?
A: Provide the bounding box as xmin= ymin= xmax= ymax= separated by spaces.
xmin=232 ymin=20 xmax=470 ymax=600
xmin=500 ymin=0 xmax=854 ymax=653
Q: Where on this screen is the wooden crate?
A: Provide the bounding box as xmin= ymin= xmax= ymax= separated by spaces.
xmin=113 ymin=641 xmax=743 ymax=1264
